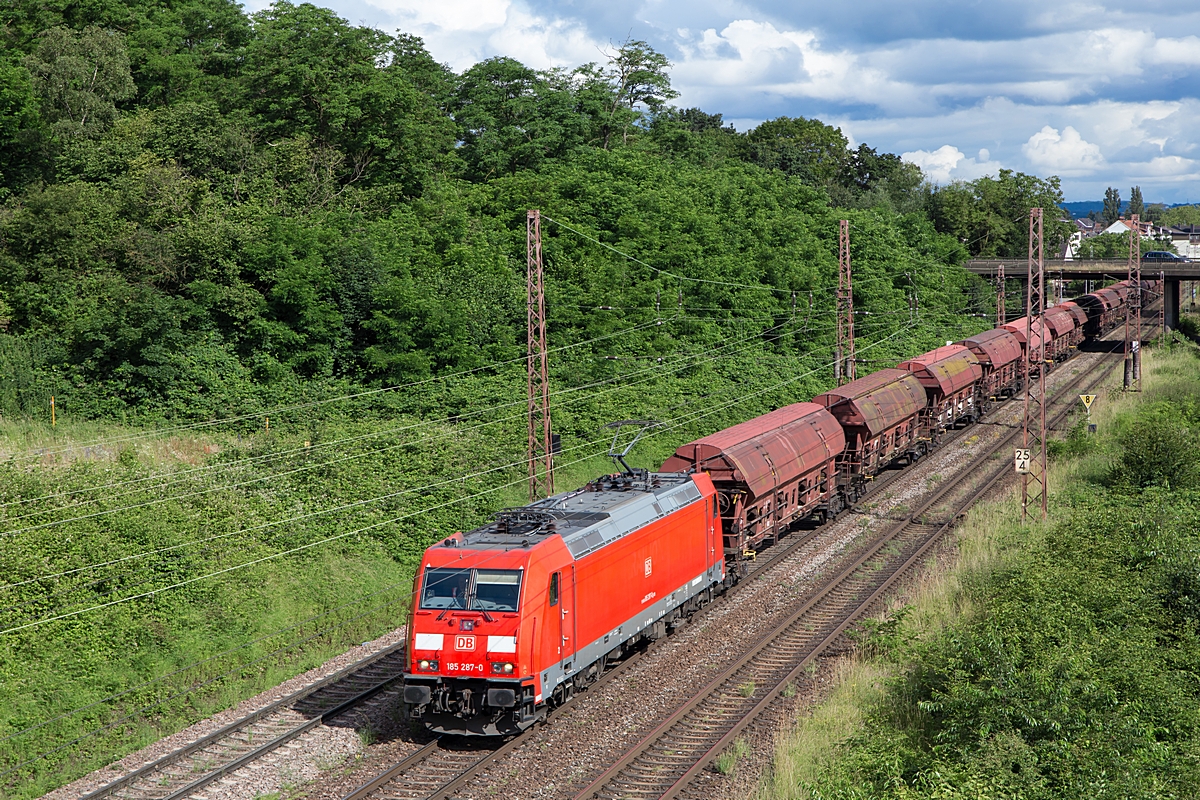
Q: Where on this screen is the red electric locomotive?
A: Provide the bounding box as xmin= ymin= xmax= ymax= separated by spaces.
xmin=402 ymin=470 xmax=723 ymax=735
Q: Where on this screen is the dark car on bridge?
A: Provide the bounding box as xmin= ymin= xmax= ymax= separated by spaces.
xmin=1142 ymin=250 xmax=1189 ymax=262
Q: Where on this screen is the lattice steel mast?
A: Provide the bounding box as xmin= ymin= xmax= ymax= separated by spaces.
xmin=835 ymin=219 xmax=855 ymax=385
xmin=527 ymin=210 xmax=553 ymax=500
xmin=1123 ymin=214 xmax=1141 ymax=391
xmin=996 ymin=263 xmax=1006 ymax=327
xmin=1022 ymin=208 xmax=1047 ymax=522
xmin=1159 ymin=269 xmax=1166 ymax=342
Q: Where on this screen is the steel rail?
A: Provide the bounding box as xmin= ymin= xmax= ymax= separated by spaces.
xmin=572 ymin=350 xmax=1125 ymax=800
xmin=81 ymin=642 xmax=409 ymax=800
xmin=333 ymin=438 xmax=960 ymax=800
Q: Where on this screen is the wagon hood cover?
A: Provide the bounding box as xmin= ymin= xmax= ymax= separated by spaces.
xmin=897 ymin=345 xmax=983 ymax=396
xmin=811 ymin=369 xmax=926 ymax=438
xmin=958 ymin=328 xmax=1023 ymax=369
xmin=660 ymin=402 xmax=845 ymax=501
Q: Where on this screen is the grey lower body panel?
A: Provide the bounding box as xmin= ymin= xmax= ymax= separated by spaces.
xmin=536 ymin=563 xmax=725 ymax=700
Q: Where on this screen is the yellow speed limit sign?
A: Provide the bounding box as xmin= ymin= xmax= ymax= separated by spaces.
xmin=1079 ymin=394 xmax=1096 ymax=410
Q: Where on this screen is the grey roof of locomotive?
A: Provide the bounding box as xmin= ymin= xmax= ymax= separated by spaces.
xmin=447 ymin=471 xmax=704 ymax=559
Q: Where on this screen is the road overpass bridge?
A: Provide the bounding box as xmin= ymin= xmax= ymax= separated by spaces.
xmin=964 ymin=260 xmax=1200 ymax=331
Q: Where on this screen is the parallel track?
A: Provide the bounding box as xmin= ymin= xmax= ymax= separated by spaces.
xmin=571 ymin=348 xmax=1127 ymax=800
xmin=82 ymin=644 xmax=409 ymax=800
xmin=333 ymin=390 xmax=1008 ymax=800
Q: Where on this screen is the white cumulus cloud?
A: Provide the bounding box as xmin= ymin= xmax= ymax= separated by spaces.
xmin=1021 ymin=125 xmax=1105 ymax=175
xmin=901 ymin=144 xmax=997 ymax=183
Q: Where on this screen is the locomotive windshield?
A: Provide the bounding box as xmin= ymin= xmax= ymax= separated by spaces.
xmin=418 ymin=568 xmax=522 ymax=612
xmin=472 ymin=570 xmax=522 ymax=612
xmin=420 ymin=568 xmax=471 ymax=609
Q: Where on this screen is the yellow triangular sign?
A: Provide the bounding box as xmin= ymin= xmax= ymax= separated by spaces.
xmin=1080 ymin=394 xmax=1096 ymax=410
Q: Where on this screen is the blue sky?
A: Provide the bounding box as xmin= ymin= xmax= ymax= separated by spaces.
xmin=247 ymin=0 xmax=1200 ymax=202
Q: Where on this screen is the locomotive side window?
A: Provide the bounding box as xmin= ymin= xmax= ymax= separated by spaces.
xmin=420 ymin=568 xmax=470 ymax=609
xmin=472 ymin=570 xmax=522 ymax=612
xmin=549 ymin=572 xmax=560 ymax=607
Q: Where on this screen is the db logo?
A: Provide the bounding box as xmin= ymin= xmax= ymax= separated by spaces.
xmin=454 ymin=635 xmax=475 ymax=651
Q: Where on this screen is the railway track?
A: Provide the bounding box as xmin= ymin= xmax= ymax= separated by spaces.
xmin=336 ymin=340 xmax=1139 ymax=800
xmin=331 ymin=398 xmax=1007 ymax=800
xmin=81 ymin=643 xmax=409 ymax=800
xmin=570 ymin=349 xmax=1126 ymax=800
xmin=59 ymin=308 xmax=1162 ymax=800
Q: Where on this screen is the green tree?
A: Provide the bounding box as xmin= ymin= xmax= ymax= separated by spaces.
xmin=23 ymin=26 xmax=135 ymax=139
xmin=124 ymin=0 xmax=250 ymax=106
xmin=239 ymin=2 xmax=455 ymax=193
xmin=452 ymin=58 xmax=586 ymax=179
xmin=745 ymin=116 xmax=850 ymax=187
xmin=1103 ymin=186 xmax=1122 ymax=225
xmin=1076 ymin=230 xmax=1173 ymax=258
xmin=831 ymin=143 xmax=925 ymax=212
xmin=576 ymin=39 xmax=678 ymax=150
xmin=1159 ymin=204 xmax=1200 ymax=228
xmin=0 ymin=55 xmax=45 ymax=193
xmin=1129 ymin=185 xmax=1144 ymax=219
xmin=927 ymin=169 xmax=1070 ymax=258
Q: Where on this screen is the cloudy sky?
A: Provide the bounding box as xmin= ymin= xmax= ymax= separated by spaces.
xmin=248 ymin=0 xmax=1200 ymax=203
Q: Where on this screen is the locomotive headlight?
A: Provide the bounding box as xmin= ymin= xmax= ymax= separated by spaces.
xmin=491 ymin=661 xmax=515 ymax=674
xmin=503 ymin=662 xmax=514 ymax=674
xmin=419 ymin=660 xmax=430 ymax=670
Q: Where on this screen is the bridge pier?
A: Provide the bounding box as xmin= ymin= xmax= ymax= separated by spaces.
xmin=1165 ymin=279 xmax=1180 ymax=331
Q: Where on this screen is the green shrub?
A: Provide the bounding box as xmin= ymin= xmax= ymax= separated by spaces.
xmin=1112 ymin=403 xmax=1200 ymax=489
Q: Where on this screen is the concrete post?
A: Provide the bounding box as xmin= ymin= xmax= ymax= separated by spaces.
xmin=1165 ymin=278 xmax=1181 ymax=331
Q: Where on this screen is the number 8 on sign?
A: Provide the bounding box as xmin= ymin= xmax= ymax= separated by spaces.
xmin=1014 ymin=448 xmax=1031 ymax=474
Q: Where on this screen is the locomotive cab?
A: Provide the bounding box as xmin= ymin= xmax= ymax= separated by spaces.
xmin=403 ymin=536 xmax=571 ymax=736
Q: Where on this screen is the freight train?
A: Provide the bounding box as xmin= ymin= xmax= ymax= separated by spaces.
xmin=401 ymin=277 xmax=1159 ymax=736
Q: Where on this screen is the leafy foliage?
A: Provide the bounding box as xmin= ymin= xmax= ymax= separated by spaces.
xmin=926 ymin=169 xmax=1073 ymax=258
xmin=1103 ymin=185 xmax=1122 ymax=225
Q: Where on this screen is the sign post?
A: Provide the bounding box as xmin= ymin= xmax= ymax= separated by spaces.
xmin=1079 ymin=394 xmax=1096 ymax=433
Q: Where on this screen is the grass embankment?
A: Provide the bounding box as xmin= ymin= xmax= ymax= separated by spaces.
xmin=762 ymin=339 xmax=1200 ymax=799
xmin=0 ymin=313 xmax=984 ymax=799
